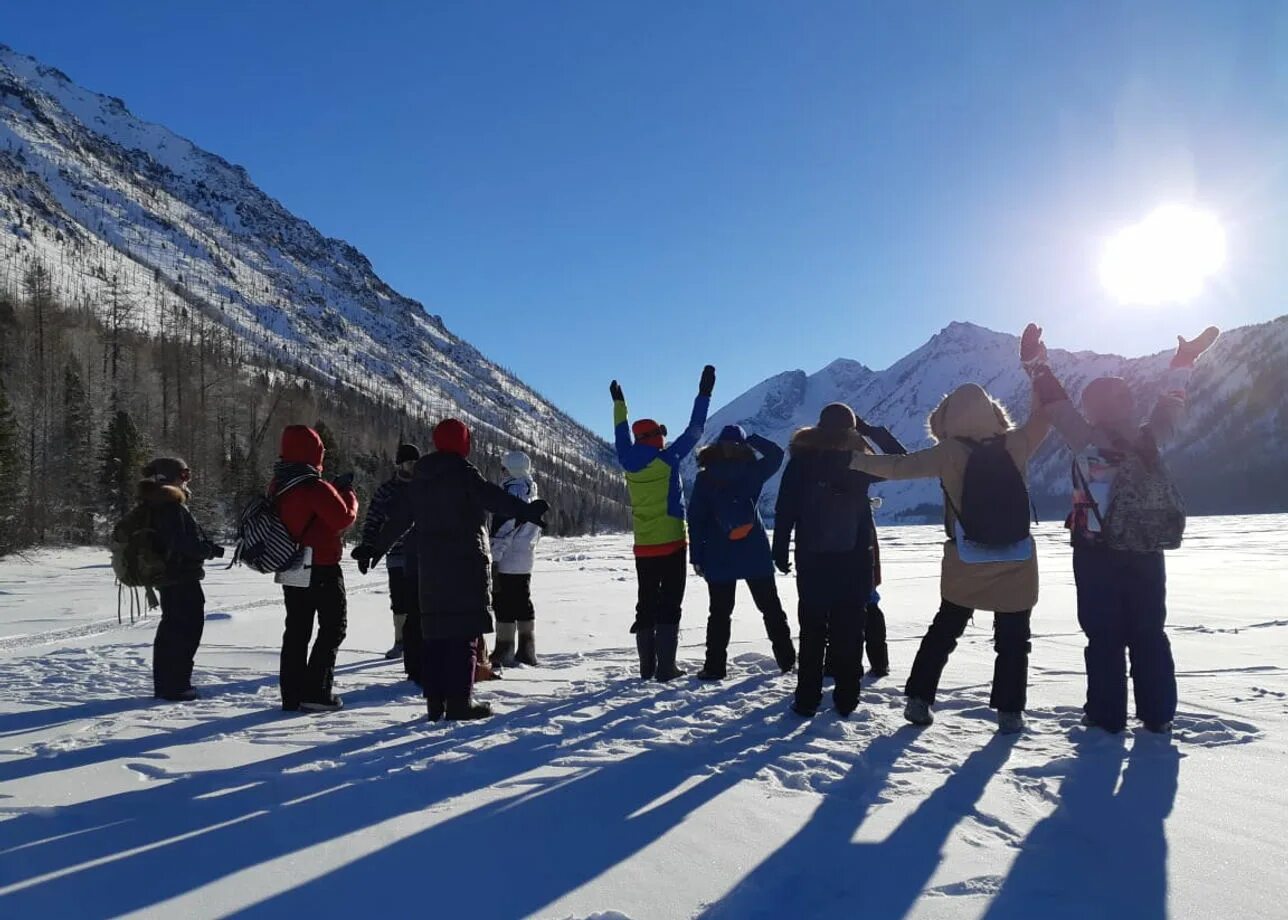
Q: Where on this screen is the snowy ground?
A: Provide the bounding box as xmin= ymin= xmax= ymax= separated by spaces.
xmin=1 ymin=517 xmax=1285 ymax=919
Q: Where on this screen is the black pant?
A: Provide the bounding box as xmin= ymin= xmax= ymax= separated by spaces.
xmin=1074 ymin=545 xmax=1175 ymax=732
xmin=153 ymin=581 xmax=205 ymax=697
xmin=704 ymin=577 xmax=792 ymax=670
xmin=864 ymin=602 xmax=889 ymax=673
xmin=493 ymin=572 xmax=535 ymax=623
xmin=905 ymin=600 xmax=1031 ymax=712
xmin=796 ymin=550 xmax=871 ymax=713
xmin=422 ymin=637 xmax=477 ymax=701
xmin=634 ymin=550 xmax=687 ymax=630
xmin=280 ymin=565 xmax=348 ymax=707
xmin=390 ymin=565 xmax=421 ymax=680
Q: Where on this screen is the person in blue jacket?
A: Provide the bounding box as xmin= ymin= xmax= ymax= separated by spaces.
xmin=688 ymin=425 xmax=796 ymax=680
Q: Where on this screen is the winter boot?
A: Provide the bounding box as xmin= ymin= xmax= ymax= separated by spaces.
xmin=635 ymin=625 xmax=656 ymax=680
xmin=997 ymin=711 xmax=1025 ymax=735
xmin=301 ymin=695 xmax=344 ymax=713
xmin=653 ymin=624 xmax=686 ymax=682
xmin=491 ymin=621 xmax=518 ymax=669
xmin=384 ymin=641 xmax=404 ymax=661
xmin=444 ymin=697 xmax=493 ymax=721
xmin=696 ymin=663 xmax=726 ymax=681
xmin=516 ymin=620 xmax=539 ymax=666
xmin=772 ymin=639 xmax=797 ymax=675
xmin=427 ymin=696 xmax=445 ymax=722
xmin=156 ymin=687 xmax=200 ymax=703
xmin=1143 ymin=720 xmax=1173 ymax=735
xmin=904 ymin=697 xmax=934 ymax=726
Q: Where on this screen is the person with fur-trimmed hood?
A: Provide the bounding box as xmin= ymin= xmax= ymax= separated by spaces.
xmin=1021 ymin=323 xmax=1219 ymax=735
xmin=141 ymin=458 xmax=224 ymax=702
xmin=373 ymin=419 xmax=549 ymax=721
xmin=847 ymin=377 xmax=1050 ymax=734
xmin=352 ymin=442 xmax=422 ymax=673
xmin=688 ymin=425 xmax=795 ymax=679
xmin=489 ymin=450 xmax=543 ymax=668
xmin=772 ymin=404 xmax=905 ymax=718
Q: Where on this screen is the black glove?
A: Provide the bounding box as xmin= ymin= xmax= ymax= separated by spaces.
xmin=524 ymin=499 xmax=550 ymax=528
xmin=609 ymin=380 xmax=625 ymax=403
xmin=351 ymin=544 xmax=374 ymax=575
xmin=205 ymin=542 xmax=226 ymax=560
xmin=699 ymin=365 xmax=716 ymax=398
xmin=333 ymin=471 xmax=355 ymax=491
xmin=773 ymin=551 xmax=791 ymax=576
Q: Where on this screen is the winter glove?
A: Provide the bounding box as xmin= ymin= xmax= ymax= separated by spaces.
xmin=609 ymin=380 xmax=625 ymax=403
xmin=524 ymin=499 xmax=550 ymax=528
xmin=1020 ymin=323 xmax=1048 ymax=371
xmin=1171 ymin=326 xmax=1220 ymax=368
xmin=698 ymin=365 xmax=717 ymax=398
xmin=351 ymin=544 xmax=374 ymax=575
xmin=333 ymin=471 xmax=355 ymax=491
xmin=773 ymin=550 xmax=792 ymax=576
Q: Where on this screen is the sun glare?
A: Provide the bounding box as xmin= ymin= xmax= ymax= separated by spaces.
xmin=1098 ymin=205 xmax=1226 ymax=305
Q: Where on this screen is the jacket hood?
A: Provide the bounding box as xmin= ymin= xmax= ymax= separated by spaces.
xmin=137 ymin=480 xmax=187 ymax=505
xmin=280 ymin=426 xmax=325 ymax=468
xmin=698 ymin=441 xmax=755 ymax=468
xmin=928 ymin=384 xmax=1013 ymax=442
xmin=790 ymin=426 xmax=870 ymax=455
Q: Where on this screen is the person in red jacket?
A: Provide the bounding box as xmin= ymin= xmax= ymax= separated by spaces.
xmin=271 ymin=425 xmax=359 ymax=712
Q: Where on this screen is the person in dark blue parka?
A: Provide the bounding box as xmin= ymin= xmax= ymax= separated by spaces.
xmin=688 ymin=425 xmax=796 ymax=679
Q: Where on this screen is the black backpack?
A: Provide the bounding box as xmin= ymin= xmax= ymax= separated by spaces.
xmin=947 ymin=436 xmax=1032 ymax=547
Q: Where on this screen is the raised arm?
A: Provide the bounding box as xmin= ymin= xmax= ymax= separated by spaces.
xmin=1146 ymin=328 xmax=1217 ymax=445
xmin=858 ymin=423 xmax=908 ymax=457
xmin=1016 ymin=380 xmax=1052 ymax=459
xmin=662 ymin=366 xmax=716 ymax=465
xmin=747 ymin=433 xmax=785 ymax=483
xmin=849 ymin=442 xmax=947 ymax=481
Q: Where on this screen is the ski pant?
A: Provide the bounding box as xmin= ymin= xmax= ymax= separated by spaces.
xmin=633 ymin=549 xmax=687 ymax=631
xmin=864 ymin=602 xmax=889 ymax=673
xmin=1074 ymin=545 xmax=1175 ymax=732
xmin=280 ymin=565 xmax=347 ymax=708
xmin=905 ymin=600 xmax=1031 ymax=713
xmin=388 ymin=563 xmax=416 ymax=646
xmin=421 ymin=637 xmax=478 ymax=702
xmin=703 ymin=577 xmax=792 ymax=671
xmin=795 ymin=550 xmax=870 ymax=713
xmin=493 ymin=572 xmax=535 ymax=624
xmin=153 ymin=581 xmax=205 ymax=697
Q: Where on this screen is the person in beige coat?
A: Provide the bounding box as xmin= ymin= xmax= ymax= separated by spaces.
xmin=849 ymin=381 xmax=1050 ymax=733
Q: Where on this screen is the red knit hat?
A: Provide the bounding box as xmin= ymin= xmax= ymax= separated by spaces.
xmin=632 ymin=418 xmax=667 ymax=448
xmin=433 ymin=418 xmax=471 ymax=457
xmin=280 ymin=425 xmax=325 ymax=468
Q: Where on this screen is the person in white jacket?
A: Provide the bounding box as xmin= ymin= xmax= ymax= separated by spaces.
xmin=489 ymin=450 xmax=543 ymax=667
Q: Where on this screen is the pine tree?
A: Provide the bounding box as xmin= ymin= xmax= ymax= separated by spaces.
xmin=60 ymin=362 xmax=94 ymax=541
xmin=0 ymin=384 xmax=24 ymax=554
xmin=313 ymin=419 xmax=350 ymax=477
xmin=99 ymin=410 xmax=146 ymax=522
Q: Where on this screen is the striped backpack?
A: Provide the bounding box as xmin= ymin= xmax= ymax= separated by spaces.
xmin=232 ymin=477 xmax=312 ymax=574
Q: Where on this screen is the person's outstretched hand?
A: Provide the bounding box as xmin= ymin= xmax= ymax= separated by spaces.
xmin=1172 ymin=327 xmax=1220 ymax=368
xmin=609 ymin=380 xmax=625 ymax=403
xmin=525 ymin=499 xmax=551 ymax=529
xmin=1021 ymin=323 xmax=1048 ymax=368
xmin=699 ymin=365 xmax=716 ymax=398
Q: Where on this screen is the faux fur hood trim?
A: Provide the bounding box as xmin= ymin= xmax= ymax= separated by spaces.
xmin=137 ymin=481 xmax=188 ymax=505
xmin=789 ymin=426 xmax=871 ymax=455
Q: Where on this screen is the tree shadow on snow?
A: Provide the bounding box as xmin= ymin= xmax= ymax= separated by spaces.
xmin=0 ymin=675 xmax=796 ymax=918
xmin=982 ymin=735 xmax=1180 ymax=920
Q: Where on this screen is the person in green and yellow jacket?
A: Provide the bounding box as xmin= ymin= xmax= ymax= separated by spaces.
xmin=611 ymin=364 xmax=716 ymax=681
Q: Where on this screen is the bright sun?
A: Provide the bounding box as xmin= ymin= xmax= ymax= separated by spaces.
xmin=1098 ymin=205 xmax=1226 ymax=305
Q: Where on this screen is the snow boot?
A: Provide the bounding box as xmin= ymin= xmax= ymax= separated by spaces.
xmin=444 ymin=697 xmax=493 ymax=721
xmin=791 ymin=699 xmax=817 ymax=718
xmin=516 ymin=620 xmax=538 ymax=666
xmin=696 ymin=663 xmax=726 ymax=681
xmin=653 ymin=624 xmax=686 ymax=682
xmin=635 ymin=625 xmax=656 ymax=680
xmin=427 ymin=696 xmax=445 ymax=722
xmin=1143 ymin=720 xmax=1173 ymax=735
xmin=904 ymin=697 xmax=934 ymax=726
xmin=772 ymin=638 xmax=797 ymax=675
xmin=491 ymin=621 xmax=518 ymax=669
xmin=384 ymin=641 xmax=404 ymax=661
xmin=997 ymin=711 xmax=1025 ymax=735
xmin=301 ymin=695 xmax=344 ymax=713
xmin=156 ymin=687 xmax=200 ymax=703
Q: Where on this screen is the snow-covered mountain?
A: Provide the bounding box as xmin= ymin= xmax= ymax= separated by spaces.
xmin=0 ymin=44 xmax=611 ymax=474
xmin=693 ymin=318 xmax=1288 ymax=522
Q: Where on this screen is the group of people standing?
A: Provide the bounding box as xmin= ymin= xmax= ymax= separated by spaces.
xmin=617 ymin=322 xmax=1218 ymax=736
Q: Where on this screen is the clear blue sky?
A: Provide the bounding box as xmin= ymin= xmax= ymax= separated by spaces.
xmin=5 ymin=2 xmax=1287 ymax=438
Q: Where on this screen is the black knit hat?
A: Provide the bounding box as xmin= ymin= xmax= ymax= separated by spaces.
xmin=396 ymin=443 xmax=421 ymax=464
xmin=818 ymin=403 xmax=857 ymax=431
xmin=144 ymin=457 xmax=189 ymax=484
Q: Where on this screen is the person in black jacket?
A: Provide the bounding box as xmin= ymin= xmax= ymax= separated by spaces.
xmin=142 ymin=458 xmax=224 ymax=702
xmin=772 ymin=404 xmax=904 ymax=717
xmin=373 ymin=419 xmax=548 ymax=721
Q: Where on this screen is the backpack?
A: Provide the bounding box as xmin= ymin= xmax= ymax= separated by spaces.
xmin=1075 ymin=435 xmax=1186 ymax=552
xmin=233 ymin=478 xmax=312 ymax=574
xmin=948 ymin=436 xmax=1032 ymax=547
xmin=110 ymin=503 xmax=167 ymax=588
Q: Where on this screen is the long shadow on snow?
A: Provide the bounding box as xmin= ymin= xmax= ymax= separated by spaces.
xmin=0 ymin=676 xmax=779 ymax=916
xmin=700 ymin=731 xmax=1015 ymax=919
xmin=982 ymin=735 xmax=1180 ymax=920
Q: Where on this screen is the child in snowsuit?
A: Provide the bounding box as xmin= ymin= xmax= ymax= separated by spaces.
xmin=611 ymin=365 xmax=715 ymax=681
xmin=352 ymin=443 xmax=421 ymax=675
xmin=374 ymin=419 xmax=548 ymax=721
xmin=142 ymin=458 xmax=224 ymax=701
xmin=1022 ymin=323 xmax=1219 ymax=734
xmin=773 ymin=403 xmax=903 ymax=718
xmin=271 ymin=426 xmax=360 ymax=713
xmin=688 ymin=425 xmax=795 ymax=680
xmin=848 ymin=378 xmax=1050 ymax=734
xmin=490 ymin=450 xmax=543 ymax=668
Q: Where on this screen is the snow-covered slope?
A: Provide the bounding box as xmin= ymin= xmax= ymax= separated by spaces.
xmin=693 ymin=318 xmax=1288 ymax=521
xmin=0 ymin=44 xmax=610 ymax=473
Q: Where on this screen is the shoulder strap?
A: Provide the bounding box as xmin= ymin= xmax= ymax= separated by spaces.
xmin=1071 ymin=457 xmax=1106 ymax=530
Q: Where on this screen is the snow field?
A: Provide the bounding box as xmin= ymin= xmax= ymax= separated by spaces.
xmin=0 ymin=517 xmax=1286 ymax=919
